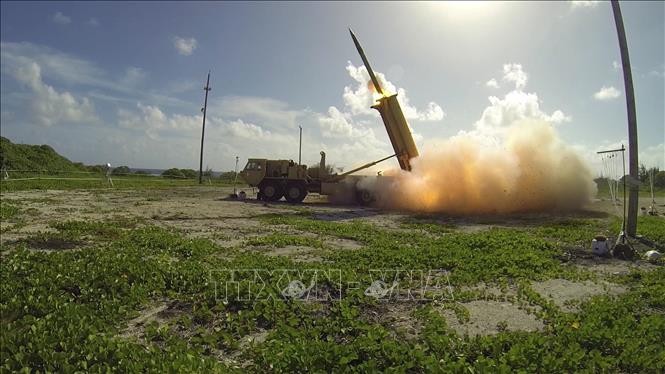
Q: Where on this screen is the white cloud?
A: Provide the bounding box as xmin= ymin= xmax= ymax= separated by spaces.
xmin=419 ymin=102 xmax=446 ymax=121
xmin=342 ymin=62 xmax=385 ymax=116
xmin=546 ymin=110 xmax=572 ymax=124
xmin=341 ymin=62 xmax=445 ymax=122
xmin=118 ymin=103 xmax=201 ymax=139
xmin=486 ymin=78 xmax=500 ymax=89
xmin=474 ymin=64 xmax=571 ymax=135
xmin=52 ymin=12 xmax=71 ymax=25
xmin=612 ymin=60 xmax=621 ymax=71
xmin=87 ymin=18 xmax=100 ymax=27
xmin=648 ymin=64 xmax=665 ymax=79
xmin=121 ymin=67 xmax=147 ymax=87
xmin=2 ymin=41 xmax=108 ymax=88
xmin=318 ymin=106 xmax=374 ymax=139
xmin=117 ymin=101 xmax=284 ymax=144
xmin=475 ymin=90 xmax=571 ymax=135
xmin=223 ymin=119 xmax=271 ymax=139
xmin=571 ymin=1 xmax=600 ymax=8
xmin=164 ymin=80 xmax=198 ymax=94
xmin=1 ymin=41 xmax=191 ymax=109
xmin=502 ymin=63 xmax=528 ymax=90
xmin=573 ymin=141 xmax=664 ymax=176
xmin=593 ymin=86 xmax=621 ymax=101
xmin=640 ymin=143 xmax=665 ymax=169
xmin=12 ymin=62 xmax=98 ymax=126
xmin=173 ymin=37 xmax=198 ymax=56
xmin=215 ymin=96 xmax=303 ymax=129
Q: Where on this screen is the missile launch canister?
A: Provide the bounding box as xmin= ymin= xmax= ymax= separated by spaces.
xmin=349 ymin=28 xmax=419 ymax=171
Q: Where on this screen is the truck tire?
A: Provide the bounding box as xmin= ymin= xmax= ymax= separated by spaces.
xmin=285 ymin=182 xmax=307 ymax=203
xmin=356 ymin=189 xmax=374 ymax=205
xmin=260 ymin=182 xmax=283 ymax=201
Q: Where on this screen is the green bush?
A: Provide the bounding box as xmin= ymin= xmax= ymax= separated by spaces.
xmin=111 ymin=166 xmax=131 ymax=176
xmin=180 ymin=169 xmax=197 ymax=179
xmin=161 ymin=168 xmax=185 ymax=179
xmin=0 ymin=136 xmax=87 ymax=173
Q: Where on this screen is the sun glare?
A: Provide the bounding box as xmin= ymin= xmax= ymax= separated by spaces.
xmin=432 ymin=1 xmax=497 ymax=18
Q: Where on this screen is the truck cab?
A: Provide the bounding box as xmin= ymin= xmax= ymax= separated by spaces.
xmin=239 ymin=158 xmax=267 ymax=187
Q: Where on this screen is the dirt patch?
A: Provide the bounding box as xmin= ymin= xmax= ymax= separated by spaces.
xmin=568 ymin=256 xmax=657 ymax=276
xmin=441 ymin=300 xmax=543 ymax=336
xmin=362 ymin=302 xmax=422 ymax=341
xmin=455 ymin=224 xmax=493 ymax=233
xmin=531 ymin=278 xmax=627 ymax=312
xmin=120 ymin=299 xmax=191 ymax=340
xmin=22 ymin=236 xmax=83 ymax=250
xmin=456 ymin=282 xmax=519 ymax=301
xmin=212 ymin=328 xmax=270 ymax=369
xmin=248 ymin=245 xmax=324 ymax=263
xmin=326 ymin=236 xmax=364 ymax=251
xmin=120 ymin=301 xmax=170 ymax=339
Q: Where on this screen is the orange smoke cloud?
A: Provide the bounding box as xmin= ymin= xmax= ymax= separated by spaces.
xmin=365 ymin=119 xmax=596 ymax=214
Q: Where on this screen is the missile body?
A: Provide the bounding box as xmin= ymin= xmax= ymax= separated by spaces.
xmin=349 ymin=28 xmax=384 ymax=96
xmin=348 ymin=28 xmax=420 ymax=171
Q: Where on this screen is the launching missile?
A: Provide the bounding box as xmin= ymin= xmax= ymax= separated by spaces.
xmin=348 ymin=27 xmax=419 ymax=171
xmin=349 ymin=28 xmax=384 ymax=96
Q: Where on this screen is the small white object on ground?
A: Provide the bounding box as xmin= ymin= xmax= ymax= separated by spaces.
xmin=644 ymin=250 xmax=662 ymax=262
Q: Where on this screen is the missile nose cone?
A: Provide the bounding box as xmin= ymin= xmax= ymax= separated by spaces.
xmin=349 ymin=28 xmax=358 ymax=42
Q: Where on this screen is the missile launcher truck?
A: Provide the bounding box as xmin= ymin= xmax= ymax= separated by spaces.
xmin=239 ymin=29 xmax=419 ymax=204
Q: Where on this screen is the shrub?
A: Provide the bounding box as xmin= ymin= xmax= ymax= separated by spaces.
xmin=111 ymin=166 xmax=131 ymax=176
xmin=161 ymin=168 xmax=185 ymax=179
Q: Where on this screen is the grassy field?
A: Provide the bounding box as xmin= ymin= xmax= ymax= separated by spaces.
xmin=0 ymin=173 xmax=235 ymax=192
xmin=1 ymin=183 xmax=664 ymax=372
xmin=594 ymin=180 xmax=665 ymax=199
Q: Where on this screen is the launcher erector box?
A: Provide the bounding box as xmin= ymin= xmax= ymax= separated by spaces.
xmin=372 ymin=94 xmax=419 ymax=171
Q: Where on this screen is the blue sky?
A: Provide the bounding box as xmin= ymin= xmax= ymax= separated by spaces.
xmin=1 ymin=1 xmax=663 ymax=172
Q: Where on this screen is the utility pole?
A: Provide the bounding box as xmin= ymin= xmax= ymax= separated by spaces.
xmin=611 ymin=1 xmax=638 ymax=236
xmin=233 ymin=156 xmax=239 ymax=196
xmin=298 ymin=125 xmax=302 ymax=165
xmin=199 ymin=71 xmax=212 ymax=185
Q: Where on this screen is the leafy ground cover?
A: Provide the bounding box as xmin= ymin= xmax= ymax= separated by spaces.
xmin=2 ymin=198 xmax=663 ymax=372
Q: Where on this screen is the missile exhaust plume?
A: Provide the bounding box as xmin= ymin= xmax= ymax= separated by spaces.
xmin=360 ymin=119 xmax=597 ymax=214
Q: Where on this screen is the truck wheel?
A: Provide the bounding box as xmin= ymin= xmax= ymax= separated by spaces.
xmin=285 ymin=183 xmax=307 ymax=203
xmin=260 ymin=183 xmax=283 ymax=201
xmin=356 ymin=189 xmax=374 ymax=205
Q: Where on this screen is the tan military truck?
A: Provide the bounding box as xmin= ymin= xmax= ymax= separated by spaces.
xmin=239 ymin=152 xmax=396 ymax=204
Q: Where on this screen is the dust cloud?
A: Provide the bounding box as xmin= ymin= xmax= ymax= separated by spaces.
xmin=363 ymin=119 xmax=597 ymax=214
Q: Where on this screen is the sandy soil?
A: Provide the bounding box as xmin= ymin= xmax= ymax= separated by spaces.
xmin=532 ymin=279 xmax=627 ymax=313
xmin=441 ymin=300 xmax=544 ymax=336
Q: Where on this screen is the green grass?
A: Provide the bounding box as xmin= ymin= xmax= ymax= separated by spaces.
xmin=245 ymin=232 xmax=325 ymax=248
xmin=1 ymin=213 xmax=664 ymax=372
xmin=0 ymin=174 xmax=234 ymax=192
xmin=595 ymin=180 xmax=665 ymax=199
xmin=611 ymin=215 xmax=665 ymax=247
xmin=0 ymin=136 xmax=237 ymax=192
xmin=0 ymin=202 xmax=21 ymax=220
